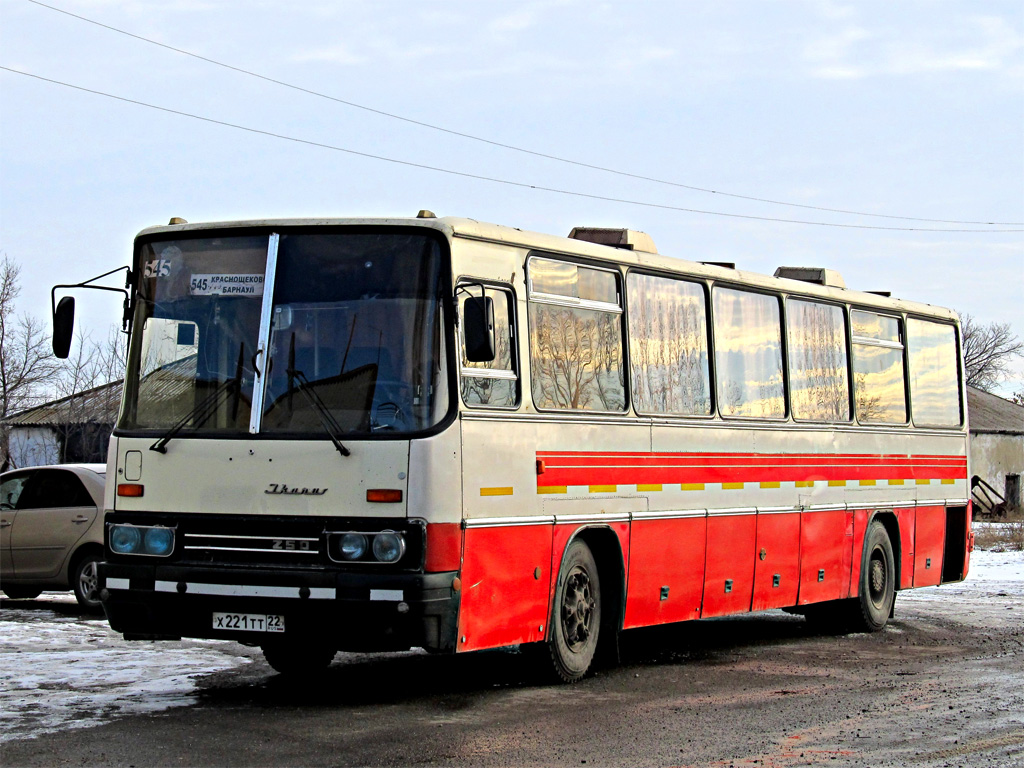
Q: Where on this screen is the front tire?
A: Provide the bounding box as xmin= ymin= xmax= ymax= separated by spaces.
xmin=546 ymin=539 xmax=601 ymax=683
xmin=261 ymin=640 xmax=337 ymax=675
xmin=72 ymin=553 xmax=104 ymax=613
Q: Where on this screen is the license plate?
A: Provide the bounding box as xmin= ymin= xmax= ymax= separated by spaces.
xmin=212 ymin=612 xmax=285 ymax=633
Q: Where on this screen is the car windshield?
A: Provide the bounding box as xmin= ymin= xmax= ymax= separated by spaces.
xmin=119 ymin=230 xmax=449 ymax=437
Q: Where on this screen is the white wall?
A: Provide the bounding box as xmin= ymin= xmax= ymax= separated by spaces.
xmin=7 ymin=427 xmax=60 ymax=468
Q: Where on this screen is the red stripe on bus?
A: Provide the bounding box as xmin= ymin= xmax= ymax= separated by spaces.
xmin=535 ymin=450 xmax=965 ymax=487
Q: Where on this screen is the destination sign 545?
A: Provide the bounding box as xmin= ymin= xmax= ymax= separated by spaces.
xmin=190 ymin=274 xmax=265 ymax=296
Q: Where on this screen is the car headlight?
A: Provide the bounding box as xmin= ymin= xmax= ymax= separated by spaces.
xmin=372 ymin=531 xmax=405 ymax=563
xmin=339 ymin=533 xmax=368 ymax=560
xmin=109 ymin=524 xmax=175 ymax=557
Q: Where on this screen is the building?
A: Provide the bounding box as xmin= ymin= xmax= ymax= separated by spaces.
xmin=967 ymin=386 xmax=1024 ymax=516
xmin=2 ymin=380 xmax=122 ymax=469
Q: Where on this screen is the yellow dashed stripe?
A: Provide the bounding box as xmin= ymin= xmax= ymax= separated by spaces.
xmin=480 ymin=487 xmax=513 ymax=497
xmin=533 ymin=478 xmax=958 ymax=496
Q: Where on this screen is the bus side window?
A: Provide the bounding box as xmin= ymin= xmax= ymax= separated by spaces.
xmin=786 ymin=299 xmax=850 ymax=422
xmin=626 ymin=272 xmax=711 ymax=416
xmin=527 ymin=257 xmax=626 ymax=413
xmin=907 ymin=318 xmax=961 ymax=427
xmin=459 ymin=285 xmax=518 ymax=408
xmin=852 ymin=310 xmax=907 ymax=423
xmin=712 ymin=287 xmax=785 ymax=419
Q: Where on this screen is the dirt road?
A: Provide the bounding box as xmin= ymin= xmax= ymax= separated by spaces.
xmin=3 ymin=552 xmax=1022 ymax=767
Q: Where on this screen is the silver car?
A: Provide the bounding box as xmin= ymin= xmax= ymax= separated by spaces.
xmin=0 ymin=464 xmax=106 ymax=611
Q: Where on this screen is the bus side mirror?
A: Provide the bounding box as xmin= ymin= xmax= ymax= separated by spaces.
xmin=463 ymin=295 xmax=496 ymax=363
xmin=53 ymin=296 xmax=76 ymax=359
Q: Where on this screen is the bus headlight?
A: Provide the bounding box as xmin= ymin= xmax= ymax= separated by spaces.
xmin=372 ymin=531 xmax=406 ymax=563
xmin=144 ymin=526 xmax=175 ymax=556
xmin=109 ymin=524 xmax=175 ymax=557
xmin=110 ymin=525 xmax=142 ymax=554
xmin=339 ymin=533 xmax=368 ymax=560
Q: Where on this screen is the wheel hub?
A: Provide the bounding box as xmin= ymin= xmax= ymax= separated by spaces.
xmin=561 ymin=567 xmax=594 ymax=650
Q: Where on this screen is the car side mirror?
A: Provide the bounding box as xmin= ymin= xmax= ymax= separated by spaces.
xmin=463 ymin=295 xmax=496 ymax=363
xmin=53 ymin=296 xmax=76 ymax=359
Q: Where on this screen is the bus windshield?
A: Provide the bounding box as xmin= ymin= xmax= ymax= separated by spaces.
xmin=119 ymin=230 xmax=449 ymax=437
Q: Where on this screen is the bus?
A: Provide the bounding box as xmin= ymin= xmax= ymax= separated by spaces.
xmin=52 ymin=213 xmax=972 ymax=682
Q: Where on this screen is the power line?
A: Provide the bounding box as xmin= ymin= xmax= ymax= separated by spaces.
xmin=3 ymin=66 xmax=1021 ymax=234
xmin=23 ymin=0 xmax=1024 ymax=228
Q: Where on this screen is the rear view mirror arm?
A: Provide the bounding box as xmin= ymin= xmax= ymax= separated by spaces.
xmin=51 ymin=266 xmax=133 ymax=358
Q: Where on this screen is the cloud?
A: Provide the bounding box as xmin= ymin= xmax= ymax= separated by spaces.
xmin=805 ymin=12 xmax=1024 ymax=80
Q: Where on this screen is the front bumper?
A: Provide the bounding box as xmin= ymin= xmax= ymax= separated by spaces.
xmin=98 ymin=562 xmax=460 ymax=653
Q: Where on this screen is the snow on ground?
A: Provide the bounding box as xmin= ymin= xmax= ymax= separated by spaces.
xmin=0 ymin=595 xmax=251 ymax=743
xmin=1 ymin=547 xmax=1022 ymax=744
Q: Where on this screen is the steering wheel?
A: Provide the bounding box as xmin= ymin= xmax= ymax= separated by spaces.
xmin=373 ymin=401 xmax=406 ymax=430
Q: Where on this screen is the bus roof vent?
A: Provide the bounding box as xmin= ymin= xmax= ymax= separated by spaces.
xmin=773 ymin=266 xmax=846 ymax=289
xmin=568 ymin=227 xmax=658 ymax=254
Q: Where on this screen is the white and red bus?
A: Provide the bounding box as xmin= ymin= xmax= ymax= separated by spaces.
xmin=53 ymin=214 xmax=972 ymax=681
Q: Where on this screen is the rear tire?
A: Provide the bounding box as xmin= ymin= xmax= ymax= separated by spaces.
xmin=261 ymin=640 xmax=337 ymax=675
xmin=851 ymin=520 xmax=896 ymax=632
xmin=803 ymin=521 xmax=896 ymax=634
xmin=546 ymin=539 xmax=601 ymax=683
xmin=72 ymin=553 xmax=104 ymax=613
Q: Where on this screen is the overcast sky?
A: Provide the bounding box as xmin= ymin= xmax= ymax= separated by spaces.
xmin=2 ymin=0 xmax=1022 ymax=393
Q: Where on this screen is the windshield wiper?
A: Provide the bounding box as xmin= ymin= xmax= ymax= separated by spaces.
xmin=286 ymin=334 xmax=350 ymax=458
xmin=150 ymin=344 xmax=245 ymax=454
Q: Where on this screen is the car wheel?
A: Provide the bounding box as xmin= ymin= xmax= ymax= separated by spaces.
xmin=2 ymin=585 xmax=42 ymax=600
xmin=72 ymin=553 xmax=104 ymax=613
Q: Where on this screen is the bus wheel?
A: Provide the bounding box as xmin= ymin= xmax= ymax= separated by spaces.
xmin=853 ymin=520 xmax=896 ymax=632
xmin=261 ymin=640 xmax=337 ymax=676
xmin=547 ymin=539 xmax=601 ymax=683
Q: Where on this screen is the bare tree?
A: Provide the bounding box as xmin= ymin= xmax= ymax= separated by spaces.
xmin=49 ymin=325 xmax=126 ymax=463
xmin=0 ymin=255 xmax=62 ymax=469
xmin=960 ymin=312 xmax=1024 ymax=392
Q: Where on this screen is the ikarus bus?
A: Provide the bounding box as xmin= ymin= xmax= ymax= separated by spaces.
xmin=52 ymin=213 xmax=972 ymax=681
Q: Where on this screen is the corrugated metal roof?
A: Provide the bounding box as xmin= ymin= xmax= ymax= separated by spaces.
xmin=3 ymin=380 xmax=123 ymax=427
xmin=967 ymin=386 xmax=1024 ymax=435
